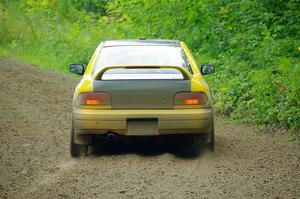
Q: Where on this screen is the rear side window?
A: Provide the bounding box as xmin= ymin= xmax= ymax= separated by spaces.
xmin=94 ymin=45 xmax=193 ymax=74
xmin=101 ymin=68 xmax=184 ymax=80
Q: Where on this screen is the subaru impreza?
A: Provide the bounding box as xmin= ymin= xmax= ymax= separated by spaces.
xmin=69 ymin=39 xmax=215 ymax=157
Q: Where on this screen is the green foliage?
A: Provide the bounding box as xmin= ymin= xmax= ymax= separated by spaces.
xmin=0 ymin=0 xmax=299 ymax=130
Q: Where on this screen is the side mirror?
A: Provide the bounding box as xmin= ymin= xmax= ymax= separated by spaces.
xmin=200 ymin=64 xmax=215 ymax=75
xmin=69 ymin=64 xmax=85 ymax=75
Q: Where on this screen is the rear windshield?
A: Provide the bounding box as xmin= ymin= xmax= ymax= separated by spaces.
xmin=102 ymin=68 xmax=184 ymax=80
xmin=94 ymin=45 xmax=192 ymax=74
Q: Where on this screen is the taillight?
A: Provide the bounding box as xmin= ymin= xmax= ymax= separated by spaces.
xmin=77 ymin=92 xmax=111 ymax=109
xmin=174 ymin=92 xmax=208 ymax=108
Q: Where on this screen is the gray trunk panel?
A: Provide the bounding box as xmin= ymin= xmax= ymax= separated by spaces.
xmin=93 ymin=80 xmax=190 ymax=109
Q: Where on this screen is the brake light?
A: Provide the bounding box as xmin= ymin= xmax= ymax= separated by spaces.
xmin=174 ymin=92 xmax=208 ymax=108
xmin=86 ymin=99 xmax=100 ymax=105
xmin=78 ymin=92 xmax=111 ymax=109
xmin=184 ymin=99 xmax=199 ymax=105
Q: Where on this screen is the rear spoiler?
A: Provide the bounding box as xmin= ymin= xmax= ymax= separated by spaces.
xmin=93 ymin=65 xmax=193 ymax=80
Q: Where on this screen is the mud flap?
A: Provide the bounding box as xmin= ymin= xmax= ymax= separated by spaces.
xmin=74 ymin=133 xmax=92 ymax=145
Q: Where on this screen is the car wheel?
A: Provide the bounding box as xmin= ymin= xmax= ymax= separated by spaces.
xmin=70 ymin=124 xmax=88 ymax=157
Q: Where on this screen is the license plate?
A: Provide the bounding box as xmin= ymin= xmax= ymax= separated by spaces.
xmin=127 ymin=119 xmax=158 ymax=135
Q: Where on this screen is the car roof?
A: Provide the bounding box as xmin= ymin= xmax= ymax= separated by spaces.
xmin=103 ymin=39 xmax=181 ymax=47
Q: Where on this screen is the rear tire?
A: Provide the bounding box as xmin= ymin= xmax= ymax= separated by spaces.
xmin=70 ymin=124 xmax=88 ymax=157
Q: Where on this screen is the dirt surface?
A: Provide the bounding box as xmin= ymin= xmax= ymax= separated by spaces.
xmin=0 ymin=59 xmax=299 ymax=199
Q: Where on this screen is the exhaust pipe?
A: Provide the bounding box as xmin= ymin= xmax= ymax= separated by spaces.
xmin=106 ymin=132 xmax=116 ymax=140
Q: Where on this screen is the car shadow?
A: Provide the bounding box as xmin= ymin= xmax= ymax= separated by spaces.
xmin=90 ymin=136 xmax=208 ymax=159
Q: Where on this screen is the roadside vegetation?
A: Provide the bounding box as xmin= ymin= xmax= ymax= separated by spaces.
xmin=0 ymin=0 xmax=299 ymax=131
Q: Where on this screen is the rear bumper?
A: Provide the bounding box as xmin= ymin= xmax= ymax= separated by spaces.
xmin=73 ymin=108 xmax=213 ymax=136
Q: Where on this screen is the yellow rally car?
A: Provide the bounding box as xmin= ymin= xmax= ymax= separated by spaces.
xmin=69 ymin=39 xmax=215 ymax=157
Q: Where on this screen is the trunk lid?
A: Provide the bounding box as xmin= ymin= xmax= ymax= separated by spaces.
xmin=93 ymin=79 xmax=190 ymax=109
xmin=93 ymin=66 xmax=192 ymax=109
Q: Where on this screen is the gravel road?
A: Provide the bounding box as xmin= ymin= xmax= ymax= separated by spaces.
xmin=0 ymin=59 xmax=299 ymax=199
